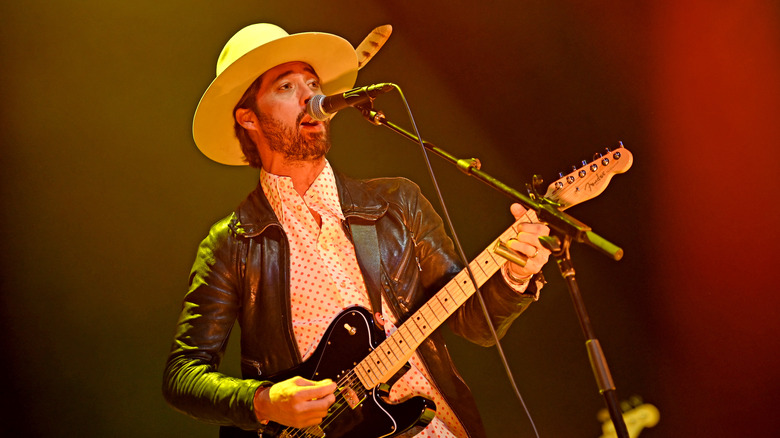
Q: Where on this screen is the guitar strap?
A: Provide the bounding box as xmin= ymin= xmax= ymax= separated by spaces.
xmin=347 ymin=220 xmax=383 ymax=325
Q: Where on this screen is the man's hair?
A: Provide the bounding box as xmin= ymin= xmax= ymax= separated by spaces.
xmin=233 ymin=74 xmax=265 ymax=168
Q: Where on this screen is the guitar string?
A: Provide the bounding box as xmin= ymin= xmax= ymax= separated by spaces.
xmin=283 ymin=370 xmax=368 ymax=437
xmin=278 ymin=372 xmax=356 ymax=437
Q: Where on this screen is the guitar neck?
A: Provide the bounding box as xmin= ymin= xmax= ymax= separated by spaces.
xmin=354 ymin=211 xmax=537 ymax=388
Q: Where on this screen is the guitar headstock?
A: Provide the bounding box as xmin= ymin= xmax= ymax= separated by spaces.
xmin=544 ymin=143 xmax=633 ymax=210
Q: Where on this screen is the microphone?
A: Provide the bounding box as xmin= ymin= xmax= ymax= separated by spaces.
xmin=306 ymin=83 xmax=395 ymax=121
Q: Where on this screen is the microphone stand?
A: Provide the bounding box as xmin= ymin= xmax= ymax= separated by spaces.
xmin=358 ymin=106 xmax=631 ymax=438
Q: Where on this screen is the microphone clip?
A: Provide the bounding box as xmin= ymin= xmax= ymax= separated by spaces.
xmin=357 ymin=105 xmax=386 ymax=126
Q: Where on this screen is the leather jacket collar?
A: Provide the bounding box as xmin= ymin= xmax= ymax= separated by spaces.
xmin=229 ymin=168 xmax=389 ymax=237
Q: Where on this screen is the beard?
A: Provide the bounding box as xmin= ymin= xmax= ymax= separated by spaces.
xmin=257 ymin=111 xmax=331 ymax=162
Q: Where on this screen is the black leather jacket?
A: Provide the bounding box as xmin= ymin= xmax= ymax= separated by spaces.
xmin=163 ymin=171 xmax=542 ymax=437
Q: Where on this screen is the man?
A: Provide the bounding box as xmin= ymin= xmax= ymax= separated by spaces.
xmin=163 ymin=23 xmax=551 ymax=438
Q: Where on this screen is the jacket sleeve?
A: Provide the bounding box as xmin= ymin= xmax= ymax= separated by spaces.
xmin=403 ymin=182 xmax=543 ymax=347
xmin=162 ymin=216 xmax=267 ymax=431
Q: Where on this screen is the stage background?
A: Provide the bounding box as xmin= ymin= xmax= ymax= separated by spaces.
xmin=1 ymin=1 xmax=778 ymax=437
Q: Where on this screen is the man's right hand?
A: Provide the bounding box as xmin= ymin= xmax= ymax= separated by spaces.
xmin=253 ymin=376 xmax=337 ymax=428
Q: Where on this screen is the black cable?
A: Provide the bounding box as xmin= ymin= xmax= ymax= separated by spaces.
xmin=387 ymin=84 xmax=541 ymax=438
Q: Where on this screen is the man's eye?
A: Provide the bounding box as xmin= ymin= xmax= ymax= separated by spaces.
xmin=278 ymin=82 xmax=292 ymax=90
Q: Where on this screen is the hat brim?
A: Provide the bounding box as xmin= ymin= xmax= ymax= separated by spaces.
xmin=193 ymin=32 xmax=358 ymax=166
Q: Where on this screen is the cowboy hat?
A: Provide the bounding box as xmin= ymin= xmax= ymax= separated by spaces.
xmin=192 ymin=23 xmax=359 ymax=166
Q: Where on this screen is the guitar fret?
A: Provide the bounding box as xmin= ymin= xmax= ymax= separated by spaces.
xmin=485 ymin=248 xmax=502 ymax=267
xmin=396 ymin=332 xmax=411 ymax=354
xmin=484 ymin=243 xmax=504 ymax=266
xmin=351 ymin=366 xmax=368 ymax=387
xmin=421 ymin=302 xmax=440 ymax=323
xmin=454 ymin=271 xmax=474 ymax=296
xmin=418 ymin=304 xmax=438 ymax=334
xmin=385 ymin=334 xmax=405 ymax=359
xmin=392 ymin=327 xmax=412 ymax=355
xmin=373 ymin=344 xmax=395 ymax=368
xmin=364 ymin=353 xmax=388 ymax=386
xmin=475 ymin=251 xmax=494 ymax=271
xmin=409 ymin=313 xmax=429 ymax=338
xmin=355 ymin=362 xmax=372 ymax=387
xmin=436 ymin=288 xmax=458 ymax=313
xmin=384 ymin=347 xmax=400 ymax=362
xmin=371 ymin=350 xmax=391 ymax=372
xmin=428 ymin=294 xmax=449 ymax=320
xmin=469 ymin=257 xmax=490 ymax=283
xmin=446 ymin=281 xmax=470 ymax=305
xmin=399 ymin=323 xmax=421 ymax=344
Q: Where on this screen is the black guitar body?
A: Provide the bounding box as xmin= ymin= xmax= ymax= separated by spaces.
xmin=220 ymin=306 xmax=436 ymax=438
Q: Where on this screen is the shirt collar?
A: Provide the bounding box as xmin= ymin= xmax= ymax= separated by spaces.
xmin=259 ymin=160 xmax=345 ymax=223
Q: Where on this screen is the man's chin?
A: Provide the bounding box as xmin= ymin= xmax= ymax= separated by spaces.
xmin=282 ymin=141 xmax=330 ymax=163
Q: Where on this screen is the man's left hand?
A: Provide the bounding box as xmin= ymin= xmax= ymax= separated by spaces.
xmin=506 ymin=203 xmax=551 ymax=280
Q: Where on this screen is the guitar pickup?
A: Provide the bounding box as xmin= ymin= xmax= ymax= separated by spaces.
xmin=340 ymin=386 xmax=363 ymax=409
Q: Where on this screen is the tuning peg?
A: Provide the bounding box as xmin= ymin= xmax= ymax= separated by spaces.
xmin=554 ymin=172 xmax=565 ymax=190
xmin=610 ymin=141 xmax=625 ymax=161
xmin=586 ymin=155 xmax=600 ymax=172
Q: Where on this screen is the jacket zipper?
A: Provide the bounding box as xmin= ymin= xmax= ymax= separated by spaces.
xmin=241 ymin=357 xmax=264 ymax=376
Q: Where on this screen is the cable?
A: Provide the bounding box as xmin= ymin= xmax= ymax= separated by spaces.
xmin=387 ymin=84 xmax=541 ymax=438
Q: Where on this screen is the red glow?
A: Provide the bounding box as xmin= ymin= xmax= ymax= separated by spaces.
xmin=651 ymin=1 xmax=780 ymax=435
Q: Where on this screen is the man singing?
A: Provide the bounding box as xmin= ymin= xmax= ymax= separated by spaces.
xmin=163 ymin=23 xmax=551 ymax=438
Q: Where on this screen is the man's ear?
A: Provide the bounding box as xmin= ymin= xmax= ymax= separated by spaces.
xmin=235 ymin=108 xmax=258 ymax=131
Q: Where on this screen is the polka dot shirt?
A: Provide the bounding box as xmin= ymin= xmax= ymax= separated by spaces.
xmin=260 ymin=162 xmax=468 ymax=438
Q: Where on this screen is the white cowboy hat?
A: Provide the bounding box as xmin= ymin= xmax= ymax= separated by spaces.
xmin=192 ymin=23 xmax=359 ymax=166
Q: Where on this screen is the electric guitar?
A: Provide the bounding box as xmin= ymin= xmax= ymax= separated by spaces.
xmin=256 ymin=145 xmax=633 ymax=438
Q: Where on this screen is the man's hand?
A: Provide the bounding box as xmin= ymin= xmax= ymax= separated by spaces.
xmin=253 ymin=376 xmax=337 ymax=428
xmin=506 ymin=203 xmax=551 ymax=280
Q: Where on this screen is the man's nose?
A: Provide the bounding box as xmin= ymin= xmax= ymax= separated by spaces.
xmin=300 ymin=87 xmax=317 ymax=107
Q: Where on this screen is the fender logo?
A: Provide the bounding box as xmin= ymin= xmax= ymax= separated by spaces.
xmin=584 ymin=171 xmax=606 ymax=192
